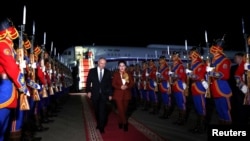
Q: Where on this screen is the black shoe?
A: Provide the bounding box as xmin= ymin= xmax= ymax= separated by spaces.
xmin=99 ymin=128 xmax=105 ymax=134
xmin=123 ymin=124 xmax=128 ymax=132
xmin=118 ymin=123 xmax=123 ymax=129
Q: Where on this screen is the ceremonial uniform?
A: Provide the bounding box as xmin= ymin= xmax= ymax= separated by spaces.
xmin=157 ymin=56 xmax=171 ymax=119
xmin=0 ymin=18 xmax=29 ymax=141
xmin=33 ymin=47 xmax=51 ymax=132
xmin=140 ymin=61 xmax=149 ymax=110
xmin=186 ymin=47 xmax=207 ymax=133
xmin=231 ymin=53 xmax=250 ymax=125
xmin=147 ymin=60 xmax=158 ymax=114
xmin=208 ymin=39 xmax=232 ymax=124
xmin=170 ymin=51 xmax=187 ymax=125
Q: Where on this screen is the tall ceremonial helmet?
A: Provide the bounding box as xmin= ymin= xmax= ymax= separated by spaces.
xmin=172 ymin=51 xmax=182 ymax=63
xmin=23 ymin=33 xmax=31 ymax=49
xmin=189 ymin=46 xmax=201 ymax=60
xmin=148 ymin=59 xmax=156 ymax=68
xmin=159 ymin=55 xmax=166 ymax=65
xmin=210 ymin=34 xmax=226 ymax=55
xmin=34 ymin=45 xmax=42 ymax=56
xmin=0 ymin=17 xmax=19 ymax=40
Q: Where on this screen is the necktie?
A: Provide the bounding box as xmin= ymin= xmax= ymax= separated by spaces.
xmin=99 ymin=69 xmax=103 ymax=82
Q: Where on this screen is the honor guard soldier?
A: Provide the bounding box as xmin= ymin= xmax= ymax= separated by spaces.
xmin=147 ymin=59 xmax=158 ymax=114
xmin=0 ymin=18 xmax=30 ymax=141
xmin=186 ymin=47 xmax=208 ymax=133
xmin=128 ymin=64 xmax=138 ymax=111
xmin=206 ymin=38 xmax=232 ymax=124
xmin=157 ymin=56 xmax=171 ymax=119
xmin=21 ymin=35 xmax=44 ymax=140
xmin=169 ymin=51 xmax=187 ymax=125
xmin=33 ymin=46 xmax=51 ymax=131
xmin=140 ymin=61 xmax=150 ymax=111
xmin=231 ymin=52 xmax=250 ymax=125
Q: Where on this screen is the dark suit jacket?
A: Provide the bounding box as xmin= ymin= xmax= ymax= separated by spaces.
xmin=229 ymin=64 xmax=245 ymax=105
xmin=112 ymin=71 xmax=134 ymax=100
xmin=86 ymin=67 xmax=112 ymax=99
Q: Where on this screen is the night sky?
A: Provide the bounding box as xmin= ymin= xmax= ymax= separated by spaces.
xmin=3 ymin=1 xmax=250 ymax=53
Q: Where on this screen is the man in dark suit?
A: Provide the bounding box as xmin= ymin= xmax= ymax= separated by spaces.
xmin=229 ymin=53 xmax=250 ymax=125
xmin=86 ymin=57 xmax=112 ymax=133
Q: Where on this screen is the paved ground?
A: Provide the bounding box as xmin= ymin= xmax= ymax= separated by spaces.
xmin=36 ymin=94 xmax=86 ymax=141
xmin=36 ymin=93 xmax=214 ymax=141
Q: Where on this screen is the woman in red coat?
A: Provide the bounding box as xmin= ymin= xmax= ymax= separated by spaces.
xmin=112 ymin=60 xmax=134 ymax=131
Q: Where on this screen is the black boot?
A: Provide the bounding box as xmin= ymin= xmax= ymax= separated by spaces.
xmin=173 ymin=110 xmax=186 ymax=125
xmin=177 ymin=110 xmax=186 ymax=125
xmin=159 ymin=105 xmax=169 ymax=119
xmin=118 ymin=123 xmax=123 ymax=129
xmin=149 ymin=103 xmax=158 ymax=115
xmin=41 ymin=107 xmax=54 ymax=124
xmin=123 ymin=123 xmax=128 ymax=131
xmin=142 ymin=101 xmax=149 ymax=111
xmin=34 ymin=114 xmax=49 ymax=132
xmin=191 ymin=115 xmax=206 ymax=134
xmin=9 ymin=130 xmax=22 ymax=141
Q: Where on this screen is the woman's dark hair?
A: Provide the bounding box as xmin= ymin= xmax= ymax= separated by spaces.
xmin=118 ymin=60 xmax=127 ymax=66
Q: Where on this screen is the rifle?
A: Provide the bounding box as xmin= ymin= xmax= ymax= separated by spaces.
xmin=205 ymin=30 xmax=211 ymax=98
xmin=40 ymin=33 xmax=48 ymax=98
xmin=155 ymin=64 xmax=159 ymax=92
xmin=29 ymin=21 xmax=40 ymax=101
xmin=53 ymin=49 xmax=59 ymax=93
xmin=242 ymin=18 xmax=250 ymax=105
xmin=17 ymin=5 xmax=30 ymax=110
xmin=184 ymin=40 xmax=190 ymax=96
xmin=167 ymin=46 xmax=172 ymax=94
xmin=48 ymin=41 xmax=54 ymax=95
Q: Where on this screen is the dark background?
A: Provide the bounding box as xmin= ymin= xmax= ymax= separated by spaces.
xmin=3 ymin=1 xmax=250 ymax=53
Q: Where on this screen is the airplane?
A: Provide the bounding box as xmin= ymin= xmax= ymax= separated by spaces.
xmin=61 ymin=44 xmax=236 ymax=68
xmin=60 ymin=44 xmax=237 ymax=90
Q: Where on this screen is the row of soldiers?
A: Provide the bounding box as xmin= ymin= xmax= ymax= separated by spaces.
xmin=0 ymin=17 xmax=73 ymax=141
xmin=126 ymin=38 xmax=250 ymax=134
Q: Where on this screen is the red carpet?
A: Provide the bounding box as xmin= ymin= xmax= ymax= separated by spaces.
xmin=101 ymin=111 xmax=151 ymax=141
xmin=82 ymin=96 xmax=166 ymax=141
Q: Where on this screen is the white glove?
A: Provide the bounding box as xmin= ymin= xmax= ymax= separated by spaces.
xmin=156 ymin=72 xmax=161 ymax=78
xmin=20 ymin=60 xmax=26 ymax=68
xmin=201 ymin=80 xmax=208 ymax=90
xmin=41 ymin=66 xmax=46 ymax=72
xmin=244 ymin=63 xmax=249 ymax=70
xmin=167 ymin=82 xmax=170 ymax=88
xmin=26 ymin=79 xmax=41 ymax=90
xmin=206 ymin=66 xmax=214 ymax=72
xmin=185 ymin=69 xmax=192 ymax=74
xmin=133 ymin=72 xmax=137 ymax=77
xmin=156 ymin=72 xmax=161 ymax=75
xmin=241 ymin=85 xmax=248 ymax=94
xmin=19 ymin=85 xmax=30 ymax=96
xmin=145 ymin=72 xmax=149 ymax=77
xmin=153 ymin=81 xmax=157 ymax=87
xmin=168 ymin=71 xmax=174 ymax=75
xmin=31 ymin=62 xmax=37 ymax=69
xmin=182 ymin=82 xmax=187 ymax=89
